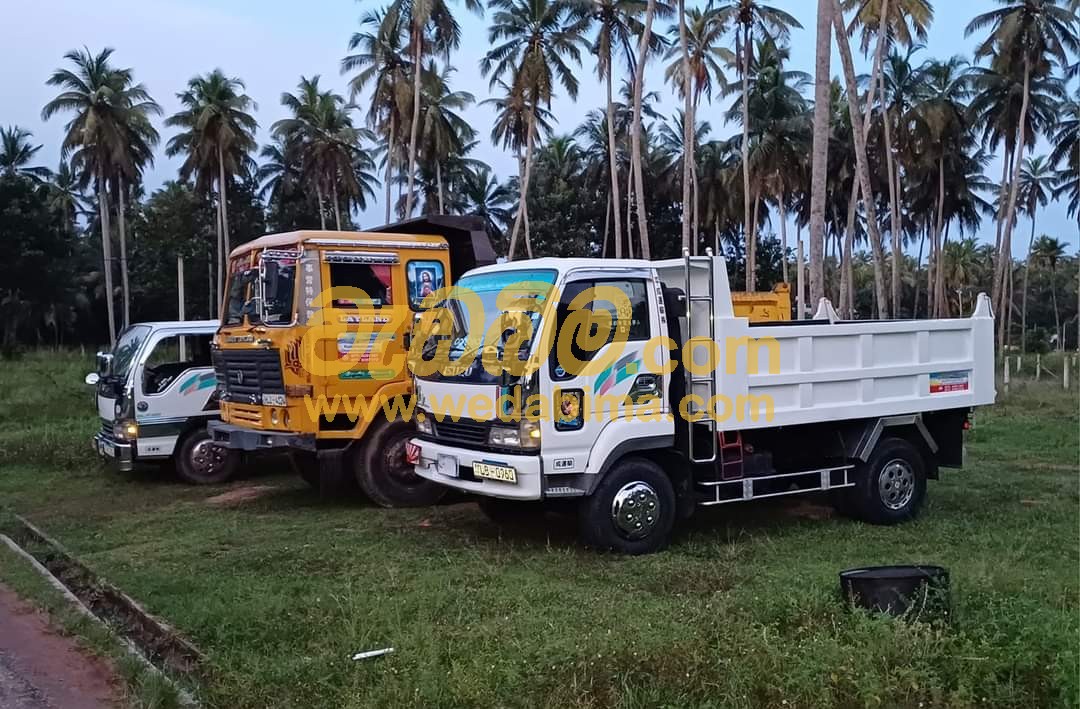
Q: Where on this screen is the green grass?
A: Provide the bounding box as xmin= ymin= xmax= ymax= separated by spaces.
xmin=1 ymin=349 xmax=1078 ymax=708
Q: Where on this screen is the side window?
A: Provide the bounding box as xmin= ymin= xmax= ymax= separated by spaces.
xmin=407 ymin=260 xmax=445 ymax=309
xmin=549 ymin=278 xmax=651 ymax=377
xmin=142 ymin=334 xmax=213 ymax=395
xmin=328 ymin=262 xmax=392 ymax=308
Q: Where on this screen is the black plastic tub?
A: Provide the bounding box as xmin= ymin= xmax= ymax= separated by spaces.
xmin=839 ymin=565 xmax=950 ymax=619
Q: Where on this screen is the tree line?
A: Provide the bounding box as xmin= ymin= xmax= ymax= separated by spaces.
xmin=1 ymin=0 xmax=1077 ymax=352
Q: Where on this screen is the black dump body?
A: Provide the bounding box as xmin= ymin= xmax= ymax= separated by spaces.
xmin=368 ymin=215 xmax=497 ymax=277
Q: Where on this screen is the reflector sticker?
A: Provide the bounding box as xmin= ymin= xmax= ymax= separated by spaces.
xmin=930 ymin=370 xmax=969 ymax=394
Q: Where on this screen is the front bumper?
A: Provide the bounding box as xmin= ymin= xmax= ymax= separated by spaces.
xmin=412 ymin=438 xmax=543 ymax=500
xmin=92 ymin=433 xmax=134 ymax=473
xmin=207 ymin=421 xmax=315 ymax=452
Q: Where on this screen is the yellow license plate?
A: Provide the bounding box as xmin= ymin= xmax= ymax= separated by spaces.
xmin=473 ymin=462 xmax=517 ymax=483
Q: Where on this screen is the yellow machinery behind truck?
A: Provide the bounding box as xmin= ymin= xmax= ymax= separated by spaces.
xmin=207 ymin=216 xmax=496 ymax=506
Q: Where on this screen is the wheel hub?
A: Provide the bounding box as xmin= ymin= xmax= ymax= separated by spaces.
xmin=611 ymin=481 xmax=661 ymax=540
xmin=190 ymin=439 xmax=226 ymax=477
xmin=878 ymin=458 xmax=915 ymax=510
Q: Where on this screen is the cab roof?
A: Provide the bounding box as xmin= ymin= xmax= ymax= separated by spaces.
xmin=229 ymin=230 xmax=446 ymax=258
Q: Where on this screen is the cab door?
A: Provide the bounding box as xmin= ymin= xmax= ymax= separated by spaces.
xmin=133 ymin=331 xmax=217 ymax=456
xmin=538 ymin=272 xmax=666 ymax=480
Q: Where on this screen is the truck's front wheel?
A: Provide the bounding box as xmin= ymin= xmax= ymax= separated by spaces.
xmin=354 ymin=419 xmax=447 ymax=508
xmin=578 ymin=457 xmax=675 ymax=554
xmin=847 ymin=437 xmax=927 ymax=525
xmin=175 ymin=428 xmax=239 ymax=485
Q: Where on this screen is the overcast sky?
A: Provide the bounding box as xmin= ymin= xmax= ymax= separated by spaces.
xmin=2 ymin=0 xmax=1076 ymax=257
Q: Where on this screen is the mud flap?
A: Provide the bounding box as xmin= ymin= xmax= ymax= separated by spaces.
xmin=316 ymin=449 xmax=352 ymax=497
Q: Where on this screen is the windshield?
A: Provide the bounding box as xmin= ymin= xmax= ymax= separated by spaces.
xmin=111 ymin=325 xmax=151 ymax=383
xmin=222 ymin=251 xmax=298 ymax=327
xmin=417 ymin=269 xmax=557 ymax=384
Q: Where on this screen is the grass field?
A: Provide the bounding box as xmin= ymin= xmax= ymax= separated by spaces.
xmin=0 ymin=350 xmax=1077 ymax=708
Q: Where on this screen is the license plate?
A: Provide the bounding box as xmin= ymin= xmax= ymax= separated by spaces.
xmin=473 ymin=462 xmax=517 ymax=483
xmin=99 ymin=440 xmax=116 ymax=458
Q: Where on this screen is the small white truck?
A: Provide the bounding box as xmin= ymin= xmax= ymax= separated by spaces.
xmin=409 ymin=252 xmax=996 ymax=553
xmin=87 ymin=320 xmax=238 ymax=484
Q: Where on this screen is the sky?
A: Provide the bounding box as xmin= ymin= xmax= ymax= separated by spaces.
xmin=2 ymin=0 xmax=1076 ymax=258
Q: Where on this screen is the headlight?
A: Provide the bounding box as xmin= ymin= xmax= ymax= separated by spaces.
xmin=416 ymin=411 xmax=433 ymax=435
xmin=488 ymin=426 xmax=521 ymax=448
xmin=113 ymin=420 xmax=138 ymax=441
xmin=270 ymin=408 xmax=280 ymax=425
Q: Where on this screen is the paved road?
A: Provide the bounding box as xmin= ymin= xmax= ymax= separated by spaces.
xmin=0 ymin=585 xmax=116 ymax=709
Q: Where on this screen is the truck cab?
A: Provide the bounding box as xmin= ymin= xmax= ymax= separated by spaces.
xmin=87 ymin=320 xmax=237 ymax=483
xmin=208 ymin=217 xmax=494 ymax=505
xmin=409 ymin=252 xmax=995 ymax=553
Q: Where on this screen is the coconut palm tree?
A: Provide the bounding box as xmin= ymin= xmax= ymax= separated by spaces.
xmin=461 ymin=165 xmax=513 ymax=245
xmin=1051 ymin=89 xmax=1079 ymax=219
xmin=592 ymin=0 xmax=649 ymax=257
xmin=481 ymin=0 xmax=590 ymax=260
xmin=966 ymin=0 xmax=1079 ymax=348
xmin=165 ymin=70 xmax=258 ymax=313
xmin=343 ymin=7 xmax=412 ymax=223
xmin=1031 ymin=234 xmax=1067 ymax=348
xmin=1017 ymin=155 xmax=1056 ymax=349
xmin=0 ymin=127 xmax=50 ymax=180
xmin=714 ymin=0 xmax=800 ymax=271
xmin=808 ymin=0 xmax=832 ymax=307
xmin=42 ymin=47 xmax=158 ymax=344
xmin=418 ymin=62 xmax=476 ymax=213
xmin=46 ymin=160 xmax=91 ymax=234
xmin=386 ymin=0 xmax=482 ymax=220
xmin=830 ymin=0 xmax=888 ymax=317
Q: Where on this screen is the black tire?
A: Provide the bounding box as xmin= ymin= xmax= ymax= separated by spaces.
xmin=476 ymin=497 xmax=546 ymax=526
xmin=846 ymin=436 xmax=927 ymax=525
xmin=577 ymin=457 xmax=675 ymax=555
xmin=288 ymin=451 xmax=320 ymax=489
xmin=353 ymin=419 xmax=447 ymax=508
xmin=175 ymin=428 xmax=239 ymax=485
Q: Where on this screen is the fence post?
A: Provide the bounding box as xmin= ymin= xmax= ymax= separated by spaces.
xmin=1065 ymin=358 xmax=1071 ymax=391
xmin=1036 ymin=353 xmax=1042 ymax=381
xmin=1004 ymin=356 xmax=1010 ymax=395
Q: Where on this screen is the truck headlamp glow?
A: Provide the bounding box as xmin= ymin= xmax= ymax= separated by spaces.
xmin=113 ymin=420 xmax=138 ymax=441
xmin=519 ymin=419 xmax=541 ymax=449
xmin=488 ymin=426 xmax=521 ymax=448
xmin=416 ymin=411 xmax=433 ymax=435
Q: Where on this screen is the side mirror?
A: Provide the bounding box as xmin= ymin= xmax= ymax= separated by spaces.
xmin=84 ymin=372 xmax=100 ymax=386
xmin=95 ymin=351 xmax=113 ymax=375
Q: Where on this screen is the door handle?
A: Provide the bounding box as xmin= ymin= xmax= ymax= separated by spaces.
xmin=628 ymin=374 xmax=660 ymax=403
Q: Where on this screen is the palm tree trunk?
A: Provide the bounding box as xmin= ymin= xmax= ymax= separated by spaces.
xmin=385 ymin=116 xmax=396 ymax=224
xmin=882 ymin=99 xmax=900 ymax=318
xmin=405 ymin=29 xmax=423 ymax=219
xmin=913 ymin=223 xmax=925 ymax=317
xmin=605 ymin=53 xmax=623 ymax=259
xmin=208 ymin=246 xmax=215 ymax=318
xmin=213 ymin=182 xmax=224 ymax=318
xmin=333 ymin=181 xmax=343 ymax=230
xmin=602 ymin=189 xmax=612 ymax=257
xmin=437 ymin=161 xmax=444 ymax=214
xmin=1051 ymin=266 xmax=1060 ymax=350
xmin=932 ymin=157 xmax=946 ymax=317
xmin=679 ymin=0 xmax=693 ymax=255
xmin=840 ymin=181 xmax=857 ymax=318
xmin=748 ymin=186 xmax=761 ymax=290
xmin=217 ymin=143 xmax=232 ymax=286
xmin=117 ymin=176 xmax=130 ymax=328
xmin=507 ymin=108 xmax=538 ymax=260
xmin=996 ymin=59 xmax=1031 ymax=353
xmin=779 ymin=189 xmax=789 ymax=284
xmin=625 ymin=154 xmax=635 ymax=258
xmin=316 ymin=183 xmax=327 ymax=230
xmin=796 ymin=221 xmax=805 ymax=319
xmin=96 ymin=169 xmax=117 ymax=346
xmin=831 ymin=0 xmax=887 ymax=319
xmin=808 ymin=0 xmax=832 ymax=306
xmin=1021 ymin=204 xmax=1037 ymax=351
xmin=524 ymin=198 xmax=534 ymax=259
xmin=630 ymin=0 xmax=656 ymax=260
xmin=740 ymin=24 xmax=752 ymax=275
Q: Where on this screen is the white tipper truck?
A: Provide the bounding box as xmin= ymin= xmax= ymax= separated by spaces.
xmin=408 ymin=252 xmax=996 ymax=553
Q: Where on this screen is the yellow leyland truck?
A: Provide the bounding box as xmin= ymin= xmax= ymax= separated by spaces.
xmin=208 ymin=216 xmax=495 ymax=506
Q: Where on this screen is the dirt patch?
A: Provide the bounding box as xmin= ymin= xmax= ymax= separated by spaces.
xmin=0 ymin=584 xmax=119 ymax=709
xmin=783 ymin=500 xmax=834 ymax=521
xmin=205 ymin=485 xmax=279 ymax=507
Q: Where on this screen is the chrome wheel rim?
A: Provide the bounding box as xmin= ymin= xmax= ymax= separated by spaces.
xmin=611 ymin=481 xmax=660 ymax=540
xmin=190 ymin=439 xmax=228 ymax=478
xmin=878 ymin=458 xmax=915 ymax=511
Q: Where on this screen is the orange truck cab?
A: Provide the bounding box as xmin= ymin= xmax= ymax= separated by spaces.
xmin=207 ymin=216 xmax=495 ymax=505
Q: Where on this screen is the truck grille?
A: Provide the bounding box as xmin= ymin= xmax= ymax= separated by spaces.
xmin=431 ymin=418 xmax=490 ymax=447
xmin=213 ymin=348 xmax=285 ymax=405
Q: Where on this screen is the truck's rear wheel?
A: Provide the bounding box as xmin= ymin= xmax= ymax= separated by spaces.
xmin=577 ymin=457 xmax=675 ymax=554
xmin=354 ymin=419 xmax=447 ymax=508
xmin=176 ymin=428 xmax=239 ymax=485
xmin=847 ymin=437 xmax=927 ymax=525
